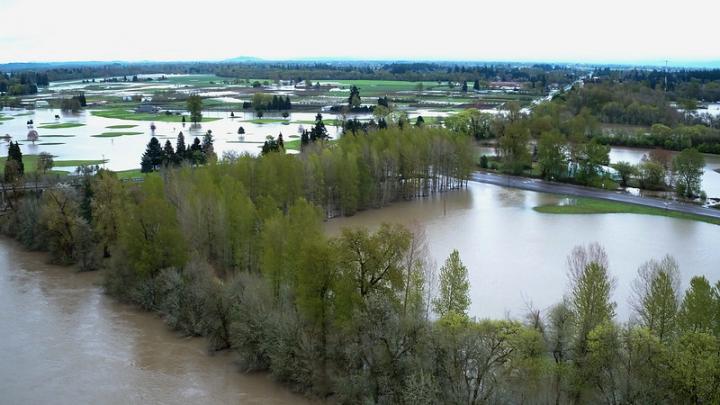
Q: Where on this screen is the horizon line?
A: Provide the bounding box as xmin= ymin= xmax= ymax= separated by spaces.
xmin=2 ymin=56 xmax=720 ymax=69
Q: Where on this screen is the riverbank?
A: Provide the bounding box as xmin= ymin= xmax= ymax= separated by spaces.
xmin=470 ymin=171 xmax=720 ymax=223
xmin=0 ymin=237 xmax=308 ymax=405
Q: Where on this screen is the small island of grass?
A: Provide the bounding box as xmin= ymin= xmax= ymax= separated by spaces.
xmin=38 ymin=122 xmax=85 ymax=129
xmin=106 ymin=124 xmax=138 ymax=129
xmin=534 ymin=197 xmax=720 ymax=225
xmin=92 ymin=131 xmax=144 ymax=138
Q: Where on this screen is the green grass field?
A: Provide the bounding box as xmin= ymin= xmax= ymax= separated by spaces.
xmin=534 ymin=197 xmax=720 ymax=225
xmin=92 ymin=131 xmax=144 ymax=138
xmin=242 ymin=118 xmax=289 ymax=124
xmin=319 ymin=79 xmax=443 ymax=92
xmin=106 ymin=124 xmax=138 ymax=129
xmin=114 ymin=168 xmax=145 ymax=179
xmin=38 ymin=122 xmax=85 ymax=129
xmin=284 ymin=139 xmax=300 ymax=150
xmin=292 ymin=119 xmax=341 ymax=126
xmin=0 ymin=155 xmax=107 ymax=174
xmin=91 ymin=109 xmax=221 ymax=123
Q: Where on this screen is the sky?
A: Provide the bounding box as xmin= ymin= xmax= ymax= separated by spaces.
xmin=1 ymin=0 xmax=719 ymax=65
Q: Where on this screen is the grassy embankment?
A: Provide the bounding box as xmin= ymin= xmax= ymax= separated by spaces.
xmin=534 ymin=197 xmax=720 ymax=225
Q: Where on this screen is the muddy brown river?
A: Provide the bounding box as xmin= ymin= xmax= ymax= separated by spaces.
xmin=0 ymin=238 xmax=307 ymax=405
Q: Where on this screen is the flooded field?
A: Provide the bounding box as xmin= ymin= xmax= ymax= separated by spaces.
xmin=326 ymin=182 xmax=720 ymax=320
xmin=0 ymin=74 xmax=532 ymax=173
xmin=0 ymin=107 xmax=344 ymax=172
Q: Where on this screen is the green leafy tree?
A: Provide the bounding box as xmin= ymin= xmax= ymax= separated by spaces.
xmin=186 ymin=94 xmax=203 ymax=123
xmin=537 ymin=131 xmax=567 ymax=180
xmin=566 ymin=243 xmax=616 ymax=401
xmin=162 ymin=140 xmax=175 ymax=166
xmin=336 ymin=223 xmax=412 ymax=319
xmin=433 ymin=249 xmax=470 ymax=318
xmin=575 ymin=141 xmax=610 ymax=186
xmin=631 ymin=255 xmax=680 ymax=342
xmin=612 ymin=161 xmax=637 ymax=187
xmin=677 ymin=276 xmax=718 ymax=333
xmin=202 ymin=131 xmax=216 ymax=162
xmin=175 ymin=131 xmax=186 ymax=162
xmin=497 ymin=122 xmax=531 ymax=174
xmin=40 ymin=189 xmax=83 ymax=265
xmin=117 ymin=176 xmax=188 ymax=279
xmin=670 ymin=331 xmax=720 ymax=404
xmin=444 ymin=109 xmax=492 ymax=139
xmin=348 ymin=85 xmax=361 ymax=109
xmin=4 ymin=141 xmax=24 ymax=182
xmin=90 ymin=170 xmax=126 ymax=258
xmin=310 ymin=113 xmax=328 ymax=142
xmin=672 ymin=148 xmax=704 ymax=197
xmin=37 ymin=152 xmax=54 ymax=174
xmin=638 ymin=160 xmax=666 ymax=190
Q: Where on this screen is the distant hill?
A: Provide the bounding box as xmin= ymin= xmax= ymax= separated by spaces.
xmin=223 ymin=56 xmax=263 ymax=63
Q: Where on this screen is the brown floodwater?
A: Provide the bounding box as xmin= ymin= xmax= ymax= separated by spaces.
xmin=0 ymin=238 xmax=307 ymax=405
xmin=325 ymin=183 xmax=720 ymax=320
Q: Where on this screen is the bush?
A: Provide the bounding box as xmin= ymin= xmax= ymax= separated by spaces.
xmin=479 ymin=155 xmax=489 ymax=169
xmin=228 ymin=273 xmax=275 ymax=371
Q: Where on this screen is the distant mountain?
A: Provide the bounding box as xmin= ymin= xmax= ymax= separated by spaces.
xmin=223 ymin=56 xmax=263 ymax=63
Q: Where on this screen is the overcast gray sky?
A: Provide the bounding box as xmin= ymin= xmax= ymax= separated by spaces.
xmin=1 ymin=0 xmax=718 ymax=64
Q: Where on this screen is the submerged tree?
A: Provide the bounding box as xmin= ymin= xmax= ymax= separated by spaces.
xmin=187 ymin=95 xmax=203 ymax=123
xmin=348 ymin=85 xmax=361 ymax=109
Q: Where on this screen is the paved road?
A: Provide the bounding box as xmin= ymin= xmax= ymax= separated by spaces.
xmin=470 ymin=171 xmax=720 ymax=220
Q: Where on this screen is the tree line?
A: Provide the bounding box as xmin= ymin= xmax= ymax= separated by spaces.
xmin=245 ymin=93 xmax=292 ymax=112
xmin=1 ymin=61 xmax=581 ymax=91
xmin=530 ymin=80 xmax=720 ymax=153
xmin=0 ymin=71 xmax=48 ymax=96
xmin=140 ymin=131 xmax=216 ymax=172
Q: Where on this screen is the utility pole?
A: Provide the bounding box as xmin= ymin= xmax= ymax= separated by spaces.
xmin=664 ymin=59 xmax=668 ymax=92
